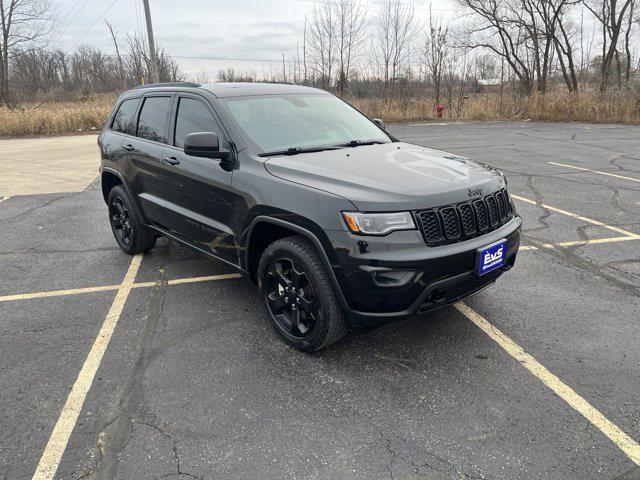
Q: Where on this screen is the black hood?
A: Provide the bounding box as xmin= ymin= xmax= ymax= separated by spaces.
xmin=263 ymin=142 xmax=506 ymax=211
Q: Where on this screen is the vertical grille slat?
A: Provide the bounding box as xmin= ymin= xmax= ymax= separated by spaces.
xmin=416 ymin=210 xmax=442 ymax=245
xmin=458 ymin=203 xmax=476 ymax=235
xmin=502 ymin=188 xmax=512 ymax=216
xmin=473 ymin=199 xmax=489 ymax=231
xmin=485 ymin=195 xmax=499 ymax=226
xmin=495 ymin=191 xmax=507 ymax=222
xmin=439 ymin=207 xmax=461 ymax=240
xmin=415 ymin=188 xmax=514 ymax=246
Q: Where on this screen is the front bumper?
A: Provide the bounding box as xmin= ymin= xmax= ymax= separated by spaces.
xmin=325 ymin=215 xmax=521 ymax=326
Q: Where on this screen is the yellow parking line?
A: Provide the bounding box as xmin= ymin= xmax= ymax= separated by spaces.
xmin=166 ymin=273 xmax=242 ymax=285
xmin=32 ymin=254 xmax=143 ymax=480
xmin=454 ymin=301 xmax=640 ymax=466
xmin=511 ymin=194 xmax=639 ymax=238
xmin=556 ymin=236 xmax=639 ymax=247
xmin=548 ymin=161 xmax=640 ymax=184
xmin=519 ymin=236 xmax=638 ymax=253
xmin=0 ymin=273 xmax=243 ymax=303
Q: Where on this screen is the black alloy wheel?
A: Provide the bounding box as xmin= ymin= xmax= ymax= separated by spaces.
xmin=258 ymin=236 xmax=348 ymax=351
xmin=107 ymin=185 xmax=157 ymax=254
xmin=264 ymin=257 xmax=318 ymax=338
xmin=110 ymin=196 xmax=133 ymax=247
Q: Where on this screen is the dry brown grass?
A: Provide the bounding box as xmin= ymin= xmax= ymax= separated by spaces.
xmin=351 ymin=89 xmax=640 ymax=125
xmin=0 ymin=94 xmax=115 ymax=138
xmin=1 ymin=89 xmax=639 ymax=138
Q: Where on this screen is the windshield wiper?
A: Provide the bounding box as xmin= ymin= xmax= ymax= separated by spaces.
xmin=336 ymin=139 xmax=387 ymax=147
xmin=258 ymin=145 xmax=343 ymax=157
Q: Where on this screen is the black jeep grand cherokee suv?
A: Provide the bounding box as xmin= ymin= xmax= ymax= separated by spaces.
xmin=99 ymin=82 xmax=521 ymax=351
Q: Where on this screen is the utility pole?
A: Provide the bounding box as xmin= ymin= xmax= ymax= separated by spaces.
xmin=142 ymin=0 xmax=160 ymax=84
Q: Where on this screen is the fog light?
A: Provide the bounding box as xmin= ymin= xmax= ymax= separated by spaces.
xmin=371 ymin=269 xmax=415 ymax=287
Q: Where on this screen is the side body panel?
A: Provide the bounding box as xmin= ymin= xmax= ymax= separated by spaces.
xmin=159 ymin=92 xmax=240 ymax=266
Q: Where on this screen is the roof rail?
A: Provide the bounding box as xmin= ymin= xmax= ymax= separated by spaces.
xmin=133 ymin=81 xmax=201 ymax=90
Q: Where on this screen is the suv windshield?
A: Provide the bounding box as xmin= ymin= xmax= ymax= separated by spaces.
xmin=222 ymin=94 xmax=391 ymax=155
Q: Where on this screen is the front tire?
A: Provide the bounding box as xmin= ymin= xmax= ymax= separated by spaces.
xmin=258 ymin=236 xmax=348 ymax=351
xmin=107 ymin=185 xmax=157 ymax=254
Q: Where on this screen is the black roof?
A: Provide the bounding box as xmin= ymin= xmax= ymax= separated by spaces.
xmin=129 ymin=82 xmax=327 ymax=98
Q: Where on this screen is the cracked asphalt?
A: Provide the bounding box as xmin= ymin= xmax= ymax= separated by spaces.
xmin=1 ymin=121 xmax=639 ymax=480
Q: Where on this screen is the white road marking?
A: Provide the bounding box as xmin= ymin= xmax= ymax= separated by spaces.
xmin=0 ymin=196 xmax=9 ymax=203
xmin=455 ymin=301 xmax=640 ymax=466
xmin=512 ymin=194 xmax=640 ymax=238
xmin=31 ymin=254 xmax=143 ymax=480
xmin=0 ymin=273 xmax=243 ymax=303
xmin=548 ymin=161 xmax=640 ymax=184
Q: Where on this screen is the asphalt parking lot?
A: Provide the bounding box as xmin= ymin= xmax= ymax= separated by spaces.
xmin=1 ymin=121 xmax=639 ymax=480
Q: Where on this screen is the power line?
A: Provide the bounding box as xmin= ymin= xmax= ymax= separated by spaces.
xmin=68 ymin=0 xmax=122 ymax=51
xmin=53 ymin=0 xmax=92 ymax=49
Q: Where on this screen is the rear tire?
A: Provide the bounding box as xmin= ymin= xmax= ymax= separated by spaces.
xmin=258 ymin=235 xmax=348 ymax=351
xmin=107 ymin=185 xmax=157 ymax=254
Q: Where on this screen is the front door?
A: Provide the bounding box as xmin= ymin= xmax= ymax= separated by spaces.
xmin=162 ymin=94 xmax=240 ymax=266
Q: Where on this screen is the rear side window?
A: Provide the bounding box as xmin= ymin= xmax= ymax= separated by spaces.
xmin=111 ymin=99 xmax=139 ymax=135
xmin=174 ymin=97 xmax=224 ymax=149
xmin=137 ymin=96 xmax=172 ymax=143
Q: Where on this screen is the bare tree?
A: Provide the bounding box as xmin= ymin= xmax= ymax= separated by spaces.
xmin=371 ymin=0 xmax=418 ymax=99
xmin=307 ymin=0 xmax=336 ymax=89
xmin=584 ymin=0 xmax=635 ymax=90
xmin=0 ymin=0 xmax=53 ymax=105
xmin=458 ymin=0 xmax=536 ymax=94
xmin=334 ymin=0 xmax=368 ymax=96
xmin=105 ymin=20 xmax=125 ymax=89
xmin=422 ymin=5 xmax=449 ymax=105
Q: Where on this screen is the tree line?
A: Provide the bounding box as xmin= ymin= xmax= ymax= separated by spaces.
xmin=292 ymin=0 xmax=639 ymax=102
xmin=1 ymin=0 xmax=638 ymax=108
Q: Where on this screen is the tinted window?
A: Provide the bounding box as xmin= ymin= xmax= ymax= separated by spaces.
xmin=111 ymin=99 xmax=139 ymax=135
xmin=174 ymin=97 xmax=222 ymax=148
xmin=137 ymin=96 xmax=171 ymax=143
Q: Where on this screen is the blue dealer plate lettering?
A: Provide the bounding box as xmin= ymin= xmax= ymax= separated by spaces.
xmin=477 ymin=240 xmax=507 ymax=276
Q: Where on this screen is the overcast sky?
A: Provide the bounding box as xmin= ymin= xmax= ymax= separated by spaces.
xmin=50 ymin=0 xmax=462 ymax=79
xmin=51 ymin=0 xmax=596 ymax=80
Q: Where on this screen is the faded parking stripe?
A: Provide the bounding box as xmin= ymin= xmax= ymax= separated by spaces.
xmin=548 ymin=161 xmax=640 ymax=184
xmin=31 ymin=254 xmax=143 ymax=480
xmin=455 ymin=301 xmax=640 ymax=466
xmin=512 ymin=194 xmax=640 ymax=238
xmin=0 ymin=273 xmax=243 ymax=303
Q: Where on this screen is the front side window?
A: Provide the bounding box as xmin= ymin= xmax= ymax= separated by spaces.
xmin=174 ymin=97 xmax=223 ymax=149
xmin=137 ymin=96 xmax=172 ymax=143
xmin=111 ymin=98 xmax=139 ymax=135
xmin=222 ymin=94 xmax=390 ymax=154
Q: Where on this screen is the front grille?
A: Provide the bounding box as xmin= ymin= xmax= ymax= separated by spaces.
xmin=415 ymin=188 xmax=513 ymax=247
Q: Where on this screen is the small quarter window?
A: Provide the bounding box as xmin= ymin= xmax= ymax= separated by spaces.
xmin=137 ymin=96 xmax=172 ymax=144
xmin=111 ymin=99 xmax=139 ymax=135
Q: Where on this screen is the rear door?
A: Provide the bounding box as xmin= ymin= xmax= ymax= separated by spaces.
xmin=120 ymin=93 xmax=174 ymax=227
xmin=161 ymin=93 xmax=239 ymax=266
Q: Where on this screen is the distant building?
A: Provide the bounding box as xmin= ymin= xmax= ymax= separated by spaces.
xmin=477 ymin=78 xmax=502 ymax=86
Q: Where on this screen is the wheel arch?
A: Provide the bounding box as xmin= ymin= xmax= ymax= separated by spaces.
xmin=100 ymin=167 xmax=146 ymax=223
xmin=101 ymin=169 xmax=122 ymax=203
xmin=244 ymin=216 xmax=351 ymax=312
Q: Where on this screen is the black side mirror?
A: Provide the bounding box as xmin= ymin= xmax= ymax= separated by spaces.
xmin=184 ymin=132 xmax=230 ymax=162
xmin=372 ymin=118 xmax=385 ymax=130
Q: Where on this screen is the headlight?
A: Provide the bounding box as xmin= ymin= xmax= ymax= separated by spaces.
xmin=342 ymin=211 xmax=416 ymax=236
